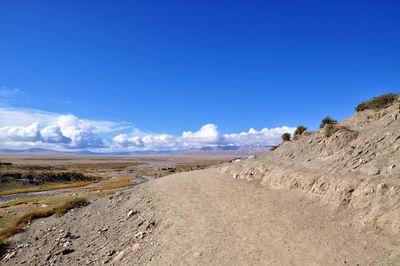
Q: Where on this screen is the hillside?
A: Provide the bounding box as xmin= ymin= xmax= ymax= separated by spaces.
xmin=222 ymin=95 xmax=400 ymax=236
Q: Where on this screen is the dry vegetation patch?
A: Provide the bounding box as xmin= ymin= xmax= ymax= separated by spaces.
xmin=0 ymin=197 xmax=88 ymax=254
xmin=0 ymin=180 xmax=97 ymax=197
xmin=88 ymin=176 xmax=133 ymax=191
xmin=356 ymin=93 xmax=399 ymax=112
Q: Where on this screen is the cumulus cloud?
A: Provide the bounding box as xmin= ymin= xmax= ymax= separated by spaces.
xmin=222 ymin=126 xmax=295 ymax=146
xmin=0 ymin=107 xmax=295 ymax=152
xmin=112 ymin=124 xmax=295 ymax=151
xmin=0 ymin=108 xmax=126 ymax=150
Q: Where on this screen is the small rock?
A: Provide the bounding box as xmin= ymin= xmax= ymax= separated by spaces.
xmin=3 ymin=251 xmax=16 ymax=260
xmin=127 ymin=210 xmax=137 ymax=217
xmin=99 ymin=226 xmax=109 ymax=233
xmin=62 ymin=248 xmax=75 ymax=255
xmin=146 ymin=221 xmax=156 ymax=230
xmin=103 ymin=257 xmax=112 ymax=264
xmin=193 ymin=252 xmax=201 ymax=258
xmin=377 ymin=183 xmax=388 ymax=191
xmin=131 ymin=243 xmax=141 ymax=253
xmin=135 ymin=231 xmax=146 ymax=239
xmin=112 ymin=250 xmax=126 ymax=263
xmin=16 ymin=243 xmax=29 ymax=249
xmin=62 ymin=241 xmax=72 ymax=248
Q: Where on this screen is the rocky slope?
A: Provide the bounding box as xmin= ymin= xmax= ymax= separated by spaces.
xmin=221 ymin=97 xmax=400 ymax=236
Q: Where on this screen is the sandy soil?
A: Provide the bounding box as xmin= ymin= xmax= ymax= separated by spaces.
xmin=2 ymin=168 xmax=398 ymax=265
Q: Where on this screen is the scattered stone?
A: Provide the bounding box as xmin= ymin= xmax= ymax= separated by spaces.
xmin=106 ymin=250 xmax=116 ymax=256
xmin=3 ymin=251 xmax=16 ymax=260
xmin=62 ymin=248 xmax=75 ymax=255
xmin=193 ymin=252 xmax=201 ymax=258
xmin=127 ymin=209 xmax=137 ymax=217
xmin=146 ymin=221 xmax=156 ymax=230
xmin=135 ymin=231 xmax=146 ymax=239
xmin=16 ymin=243 xmax=29 ymax=249
xmin=112 ymin=250 xmax=126 ymax=263
xmin=99 ymin=225 xmax=109 ymax=233
xmin=377 ymin=183 xmax=388 ymax=191
xmin=131 ymin=243 xmax=141 ymax=253
xmin=103 ymin=257 xmax=112 ymax=264
xmin=62 ymin=241 xmax=72 ymax=248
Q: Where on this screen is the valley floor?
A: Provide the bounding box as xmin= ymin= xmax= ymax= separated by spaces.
xmin=2 ymin=168 xmax=398 ymax=265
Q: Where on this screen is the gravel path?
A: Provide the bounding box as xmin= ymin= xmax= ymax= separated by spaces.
xmin=2 ymin=168 xmax=398 ymax=265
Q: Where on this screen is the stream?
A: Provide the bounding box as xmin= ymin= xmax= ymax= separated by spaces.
xmin=0 ymin=175 xmax=152 ymax=205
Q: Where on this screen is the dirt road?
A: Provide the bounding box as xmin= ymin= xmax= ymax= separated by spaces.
xmin=2 ymin=168 xmax=398 ymax=265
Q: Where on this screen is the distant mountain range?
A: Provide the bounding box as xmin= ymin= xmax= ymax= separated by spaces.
xmin=0 ymin=145 xmax=272 ymax=156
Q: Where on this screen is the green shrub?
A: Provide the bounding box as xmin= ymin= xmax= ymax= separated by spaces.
xmin=355 ymin=93 xmax=399 ymax=112
xmin=282 ymin=133 xmax=291 ymax=141
xmin=320 ymin=116 xmax=337 ymax=129
xmin=294 ymin=125 xmax=307 ymax=137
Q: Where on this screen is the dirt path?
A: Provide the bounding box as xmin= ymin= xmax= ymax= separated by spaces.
xmin=2 ymin=168 xmax=398 ymax=265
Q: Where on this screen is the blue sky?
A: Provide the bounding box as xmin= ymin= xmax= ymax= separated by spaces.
xmin=0 ymin=1 xmax=399 ymax=151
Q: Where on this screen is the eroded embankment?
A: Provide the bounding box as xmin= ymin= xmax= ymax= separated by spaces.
xmin=221 ymin=98 xmax=400 ymax=236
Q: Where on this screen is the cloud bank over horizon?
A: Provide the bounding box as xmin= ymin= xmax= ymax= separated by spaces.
xmin=0 ymin=107 xmax=295 ymax=152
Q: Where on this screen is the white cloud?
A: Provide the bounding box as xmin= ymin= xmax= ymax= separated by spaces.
xmin=0 ymin=107 xmax=295 ymax=152
xmin=0 ymin=108 xmax=126 ymax=150
xmin=222 ymin=126 xmax=295 ymax=146
xmin=112 ymin=124 xmax=295 ymax=151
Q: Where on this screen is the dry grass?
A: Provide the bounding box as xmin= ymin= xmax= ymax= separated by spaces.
xmin=0 ymin=180 xmax=97 ymax=197
xmin=324 ymin=124 xmax=339 ymax=138
xmin=63 ymin=162 xmax=141 ymax=172
xmin=356 ymin=93 xmax=399 ymax=112
xmin=89 ymin=175 xmax=133 ymax=190
xmin=324 ymin=124 xmax=353 ymax=138
xmin=0 ymin=198 xmax=88 ymax=247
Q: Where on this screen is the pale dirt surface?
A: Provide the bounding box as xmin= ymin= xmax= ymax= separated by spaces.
xmin=2 ymin=168 xmax=398 ymax=265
